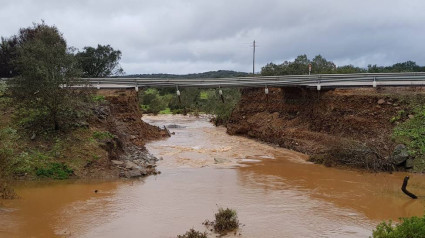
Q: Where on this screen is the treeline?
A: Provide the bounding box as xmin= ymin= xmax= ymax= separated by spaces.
xmin=261 ymin=54 xmax=425 ymax=76
xmin=125 ymin=70 xmax=249 ymax=79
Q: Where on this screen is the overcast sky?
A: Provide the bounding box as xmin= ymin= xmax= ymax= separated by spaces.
xmin=1 ymin=0 xmax=424 ymax=74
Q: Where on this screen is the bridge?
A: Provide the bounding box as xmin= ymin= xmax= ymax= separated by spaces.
xmin=3 ymin=72 xmax=425 ymax=91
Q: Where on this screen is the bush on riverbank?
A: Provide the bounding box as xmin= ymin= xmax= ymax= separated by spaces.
xmin=372 ymin=214 xmax=425 ymax=238
xmin=393 ymin=104 xmax=425 ymax=172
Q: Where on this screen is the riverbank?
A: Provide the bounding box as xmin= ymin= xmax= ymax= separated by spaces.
xmin=0 ymin=89 xmax=167 ymax=188
xmin=227 ymin=87 xmax=425 ymax=172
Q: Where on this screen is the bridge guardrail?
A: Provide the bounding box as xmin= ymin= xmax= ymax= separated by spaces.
xmin=3 ymin=73 xmax=425 ymax=89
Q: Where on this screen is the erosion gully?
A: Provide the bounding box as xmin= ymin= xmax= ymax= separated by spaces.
xmin=1 ymin=115 xmax=425 ymax=238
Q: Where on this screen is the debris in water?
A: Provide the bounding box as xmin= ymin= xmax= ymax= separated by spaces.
xmin=401 ymin=176 xmax=417 ymax=199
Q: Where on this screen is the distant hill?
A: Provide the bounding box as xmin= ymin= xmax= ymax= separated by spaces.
xmin=122 ymin=70 xmax=250 ymax=79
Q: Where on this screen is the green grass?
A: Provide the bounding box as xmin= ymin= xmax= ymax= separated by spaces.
xmin=91 ymin=95 xmax=105 ymax=102
xmin=92 ymin=131 xmax=115 ymax=140
xmin=393 ymin=106 xmax=425 ymax=172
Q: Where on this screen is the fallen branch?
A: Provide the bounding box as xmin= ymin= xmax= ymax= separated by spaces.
xmin=401 ymin=176 xmax=417 ymax=199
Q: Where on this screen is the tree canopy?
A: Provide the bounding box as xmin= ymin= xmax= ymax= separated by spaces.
xmin=76 ymin=44 xmax=123 ymax=77
xmin=8 ymin=22 xmax=83 ymax=131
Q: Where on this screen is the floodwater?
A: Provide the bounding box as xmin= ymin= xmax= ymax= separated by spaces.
xmin=1 ymin=115 xmax=425 ymax=238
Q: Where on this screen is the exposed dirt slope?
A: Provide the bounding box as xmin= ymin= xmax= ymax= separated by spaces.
xmin=227 ymin=87 xmax=425 ymax=170
xmin=81 ymin=89 xmax=168 ymax=178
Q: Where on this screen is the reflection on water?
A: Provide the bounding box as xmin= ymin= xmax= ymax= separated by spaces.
xmin=1 ymin=115 xmax=424 ymax=238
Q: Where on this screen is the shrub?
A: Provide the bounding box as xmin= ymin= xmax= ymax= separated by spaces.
xmin=213 ymin=207 xmax=239 ymax=234
xmin=35 ymin=162 xmax=73 ymax=179
xmin=372 ymin=215 xmax=425 ymax=238
xmin=177 ymin=229 xmax=207 ymax=238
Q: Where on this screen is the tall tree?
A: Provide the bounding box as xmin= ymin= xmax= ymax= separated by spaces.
xmin=76 ymin=44 xmax=124 ymax=77
xmin=9 ymin=22 xmax=82 ymax=131
xmin=311 ymin=55 xmax=336 ymax=74
xmin=0 ymin=22 xmax=55 ymax=77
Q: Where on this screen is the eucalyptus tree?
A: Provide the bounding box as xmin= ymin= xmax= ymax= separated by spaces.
xmin=76 ymin=44 xmax=124 ymax=78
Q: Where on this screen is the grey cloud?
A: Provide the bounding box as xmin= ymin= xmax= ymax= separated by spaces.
xmin=1 ymin=0 xmax=425 ymax=74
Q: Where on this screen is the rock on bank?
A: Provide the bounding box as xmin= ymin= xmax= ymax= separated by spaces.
xmin=81 ymin=89 xmax=168 ymax=178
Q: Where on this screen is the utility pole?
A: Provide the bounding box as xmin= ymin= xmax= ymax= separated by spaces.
xmin=252 ymin=40 xmax=256 ymax=75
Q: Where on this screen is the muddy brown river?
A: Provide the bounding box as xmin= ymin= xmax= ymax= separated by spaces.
xmin=1 ymin=115 xmax=425 ymax=237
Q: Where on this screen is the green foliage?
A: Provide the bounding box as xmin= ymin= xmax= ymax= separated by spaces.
xmin=7 ymin=22 xmax=88 ymax=132
xmin=261 ymin=55 xmax=425 ymax=76
xmin=9 ymin=150 xmax=49 ymax=176
xmin=140 ymin=87 xmax=240 ymax=123
xmin=213 ymin=208 xmax=239 ymax=234
xmin=335 ymin=65 xmax=366 ymax=74
xmin=390 ymin=110 xmax=407 ymax=123
xmin=159 ymin=107 xmax=172 ymax=114
xmin=202 ymin=88 xmax=241 ymax=125
xmin=0 ymin=79 xmax=12 ymax=108
xmin=0 ymin=36 xmax=18 ymax=77
xmin=372 ymin=215 xmax=425 ymax=238
xmin=76 ymin=44 xmax=123 ymax=77
xmin=140 ymin=88 xmax=170 ymax=114
xmin=0 ymin=127 xmax=19 ymax=177
xmin=35 ymin=162 xmax=73 ymax=179
xmin=368 ymin=61 xmax=425 ymax=73
xmin=92 ymin=131 xmax=115 ymax=140
xmin=177 ymin=229 xmax=207 ymax=238
xmin=0 ymin=81 xmax=7 ymax=96
xmin=140 ymin=87 xmax=240 ymax=124
xmin=92 ymin=95 xmax=105 ymax=102
xmin=261 ymin=54 xmax=336 ymax=75
xmin=393 ymin=106 xmax=425 ymax=157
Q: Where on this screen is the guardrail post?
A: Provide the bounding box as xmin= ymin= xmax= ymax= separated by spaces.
xmin=373 ymin=77 xmax=377 ymax=88
xmin=176 ymin=85 xmax=181 ymax=104
xmin=97 ymin=81 xmax=100 ymax=90
xmin=265 ymin=85 xmax=269 ymax=102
